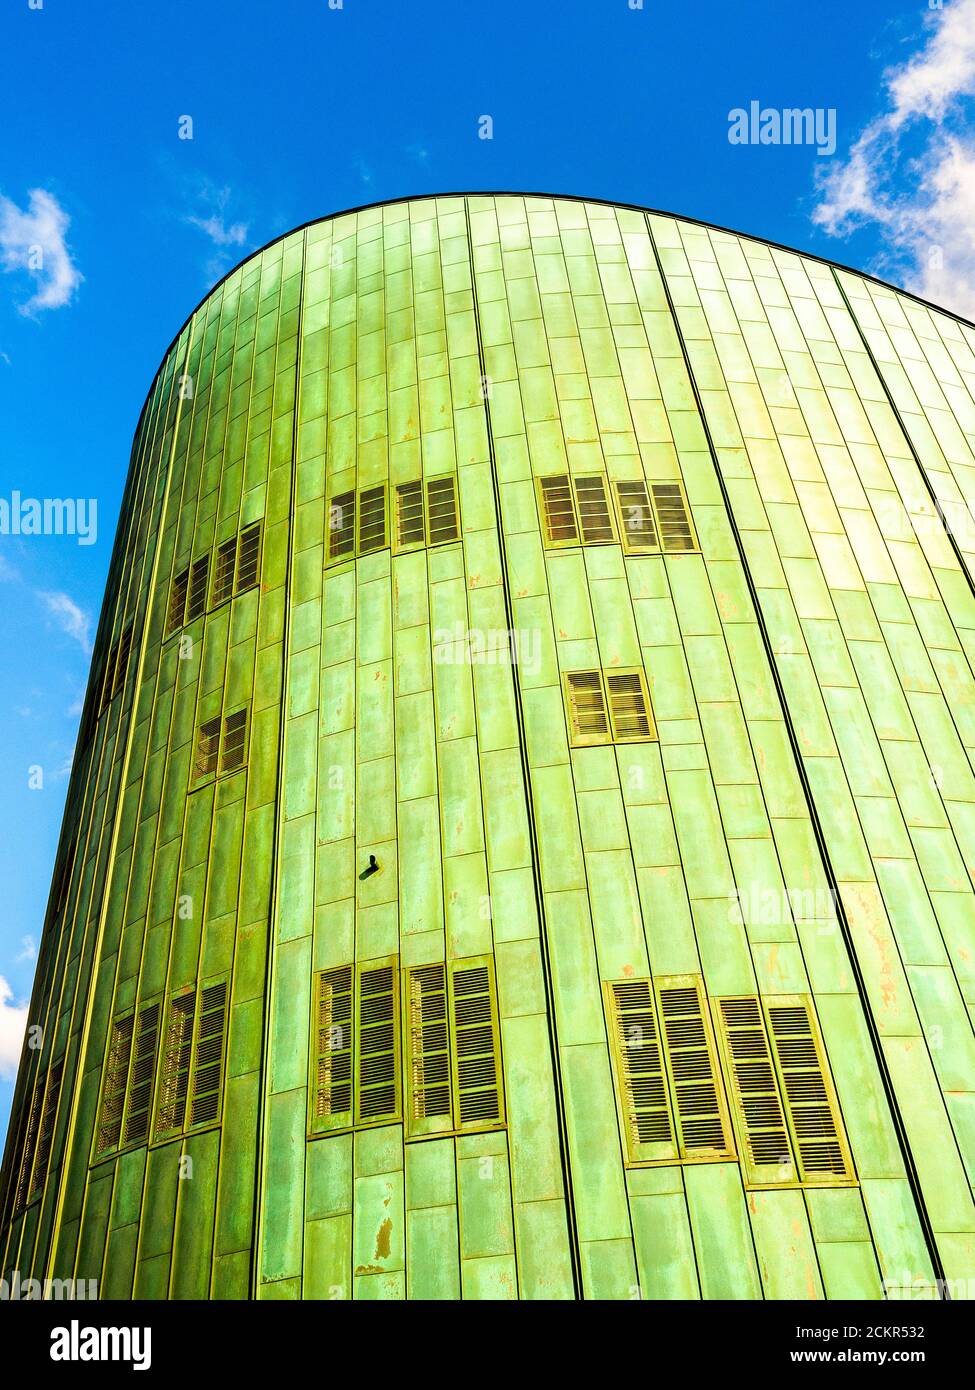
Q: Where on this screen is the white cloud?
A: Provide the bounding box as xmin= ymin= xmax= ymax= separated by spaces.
xmin=0 ymin=977 xmax=28 ymax=1081
xmin=813 ymin=0 xmax=975 ymax=317
xmin=37 ymin=589 xmax=92 ymax=653
xmin=184 ymin=184 xmax=248 ymax=248
xmin=16 ymin=936 xmax=36 ymax=965
xmin=0 ymin=188 xmax=83 ymax=315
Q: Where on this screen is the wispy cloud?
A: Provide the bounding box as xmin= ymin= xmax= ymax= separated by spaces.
xmin=813 ymin=1 xmax=975 ymax=317
xmin=16 ymin=937 xmax=36 ymax=965
xmin=0 ymin=188 xmax=83 ymax=315
xmin=37 ymin=589 xmax=92 ymax=653
xmin=0 ymin=977 xmax=28 ymax=1081
xmin=183 ymin=181 xmax=249 ymax=281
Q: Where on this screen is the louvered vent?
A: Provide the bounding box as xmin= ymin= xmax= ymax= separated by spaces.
xmin=186 ymin=555 xmax=210 ymax=621
xmin=358 ymin=485 xmax=387 ymax=554
xmin=356 ymin=963 xmax=399 ymax=1123
xmin=195 ymin=716 xmax=221 ymax=780
xmin=155 ymin=993 xmax=194 ymax=1134
xmin=314 ymin=966 xmax=353 ymax=1125
xmin=167 ymin=567 xmax=189 ymax=634
xmin=714 ymin=996 xmax=796 ymax=1185
xmin=97 ymin=1013 xmax=134 ymax=1155
xmin=406 ymin=963 xmax=452 ymax=1133
xmin=15 ymin=1084 xmax=44 ymax=1210
xmin=111 ymin=626 xmax=132 ymax=699
xmin=614 ymin=480 xmax=658 ymax=551
xmin=606 ymin=670 xmax=654 ymax=742
xmin=565 ymin=670 xmax=610 ymax=745
xmin=427 ymin=476 xmax=459 ymax=545
xmin=220 ymin=709 xmax=247 ymax=772
xmin=651 ymin=481 xmax=697 ymax=552
xmin=539 ymin=475 xmax=578 ymax=545
xmin=190 ymin=981 xmax=227 ymax=1126
xmin=573 ymin=475 xmax=615 ymax=543
xmin=328 ymin=491 xmax=355 ymax=560
xmin=212 ymin=537 xmax=237 ymax=606
xmin=123 ymin=1001 xmax=160 ymax=1145
xmin=450 ymin=960 xmax=503 ymax=1128
xmin=766 ymin=999 xmax=853 ymax=1184
xmin=657 ymin=978 xmax=734 ymax=1160
xmin=31 ymin=1057 xmax=64 ymax=1196
xmin=606 ymin=979 xmax=677 ymax=1164
xmin=395 ymin=481 xmax=425 ymax=548
xmin=236 ymin=522 xmax=262 ymax=590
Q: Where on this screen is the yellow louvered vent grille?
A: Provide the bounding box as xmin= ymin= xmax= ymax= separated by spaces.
xmin=123 ymin=1001 xmax=160 ymax=1146
xmin=97 ymin=1013 xmax=134 ymax=1155
xmin=606 ymin=980 xmax=676 ymax=1163
xmin=186 ymin=554 xmax=210 ymax=621
xmin=315 ymin=966 xmax=353 ymax=1124
xmin=657 ymin=979 xmax=734 ymax=1159
xmin=236 ymin=522 xmax=262 ymax=590
xmin=651 ymin=481 xmax=697 ymax=551
xmin=328 ymin=490 xmax=355 ymax=560
xmin=31 ymin=1057 xmax=64 ymax=1198
xmin=358 ymin=485 xmax=387 ymax=554
xmin=766 ymin=998 xmax=854 ymax=1184
xmin=212 ymin=536 xmax=237 ymax=607
xmin=190 ymin=981 xmax=227 ymax=1126
xmin=713 ymin=997 xmax=796 ymax=1186
xmin=606 ymin=670 xmax=655 ymax=741
xmin=565 ymin=668 xmax=655 ymax=746
xmin=450 ymin=961 xmax=503 ymax=1127
xmin=395 ymin=480 xmax=425 ymax=548
xmin=167 ymin=567 xmax=189 ymax=634
xmin=356 ymin=963 xmax=399 ymax=1123
xmin=402 ymin=956 xmax=504 ymax=1139
xmin=573 ymin=475 xmax=615 ymax=543
xmin=155 ymin=993 xmax=195 ymax=1135
xmin=220 ymin=708 xmax=248 ymax=772
xmin=406 ymin=963 xmax=452 ymax=1132
xmin=14 ymin=1083 xmax=44 ymax=1212
xmin=565 ymin=670 xmax=610 ymax=744
xmin=539 ymin=475 xmax=578 ymax=545
xmin=426 ymin=476 xmax=459 ymax=545
xmin=613 ymin=479 xmax=658 ymax=551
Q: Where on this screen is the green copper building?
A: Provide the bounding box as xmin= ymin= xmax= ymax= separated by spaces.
xmin=3 ymin=194 xmax=975 ymax=1301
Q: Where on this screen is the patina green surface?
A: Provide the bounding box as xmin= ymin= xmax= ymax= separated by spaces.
xmin=2 ymin=195 xmax=975 ymax=1300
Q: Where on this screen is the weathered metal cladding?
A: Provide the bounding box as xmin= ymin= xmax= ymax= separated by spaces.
xmin=3 ymin=194 xmax=975 ymax=1301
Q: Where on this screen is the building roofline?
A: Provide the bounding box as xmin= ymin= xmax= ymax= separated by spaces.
xmin=131 ymin=188 xmax=975 ymax=442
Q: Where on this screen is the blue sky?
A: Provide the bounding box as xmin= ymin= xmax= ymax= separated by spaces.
xmin=1 ymin=0 xmax=973 ymax=1145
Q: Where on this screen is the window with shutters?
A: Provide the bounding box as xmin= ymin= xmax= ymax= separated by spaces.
xmin=713 ymin=994 xmax=854 ymax=1188
xmin=394 ymin=476 xmax=461 ymax=551
xmin=404 ymin=956 xmax=504 ymax=1140
xmin=167 ymin=566 xmax=190 ymax=634
xmin=235 ymin=521 xmax=262 ymax=590
xmin=99 ymin=623 xmax=133 ymax=713
xmin=93 ymin=997 xmax=163 ymax=1161
xmin=604 ymin=974 xmax=734 ymax=1168
xmin=765 ymin=996 xmax=854 ymax=1186
xmin=211 ymin=536 xmax=237 ymax=607
xmin=193 ymin=705 xmax=250 ymax=784
xmin=537 ymin=473 xmax=617 ymax=548
xmin=358 ymin=485 xmax=387 ymax=554
xmin=609 ymin=477 xmax=698 ymax=554
xmin=13 ymin=1078 xmax=45 ymax=1212
xmin=327 ymin=489 xmax=356 ymax=561
xmin=30 ymin=1057 xmax=64 ymax=1199
xmin=563 ymin=668 xmax=655 ymax=746
xmin=170 ymin=522 xmax=263 ymax=634
xmin=185 ymin=554 xmax=210 ymax=622
xmin=309 ymin=957 xmax=401 ymax=1136
xmin=154 ymin=977 xmax=228 ymax=1141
